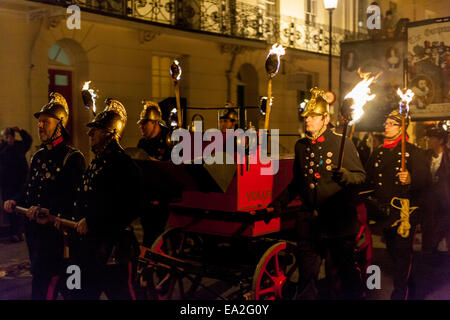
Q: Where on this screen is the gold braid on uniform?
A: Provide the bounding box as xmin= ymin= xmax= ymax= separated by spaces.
xmin=390 ymin=197 xmax=418 ymax=238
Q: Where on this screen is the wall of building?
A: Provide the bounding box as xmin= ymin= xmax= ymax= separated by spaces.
xmin=0 ymin=1 xmax=343 ymax=162
xmin=376 ymin=0 xmax=450 ymax=22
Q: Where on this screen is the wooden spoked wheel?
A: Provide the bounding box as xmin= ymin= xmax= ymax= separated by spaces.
xmin=146 ymin=228 xmax=203 ymax=300
xmin=252 ymin=241 xmax=298 ymax=300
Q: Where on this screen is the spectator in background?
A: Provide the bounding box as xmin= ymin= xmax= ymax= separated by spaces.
xmin=0 ymin=127 xmax=32 ymax=242
xmin=352 ymin=133 xmax=371 ymax=168
xmin=422 ymin=128 xmax=450 ymax=256
xmin=382 ymin=10 xmax=397 ymax=39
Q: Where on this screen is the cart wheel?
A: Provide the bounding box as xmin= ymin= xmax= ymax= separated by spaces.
xmin=252 ymin=241 xmax=298 ymax=300
xmin=147 ymin=228 xmax=203 ymax=300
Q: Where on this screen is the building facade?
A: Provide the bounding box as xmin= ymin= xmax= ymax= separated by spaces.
xmin=1 ymin=0 xmax=371 ymax=160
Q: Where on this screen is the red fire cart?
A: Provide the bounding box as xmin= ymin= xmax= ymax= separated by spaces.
xmin=133 ymin=143 xmax=372 ymax=300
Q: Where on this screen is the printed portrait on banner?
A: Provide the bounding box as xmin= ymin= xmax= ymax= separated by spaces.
xmin=408 ymin=17 xmax=450 ymax=119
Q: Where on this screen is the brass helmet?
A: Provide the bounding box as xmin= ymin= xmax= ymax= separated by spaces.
xmin=34 ymin=92 xmax=69 ymax=127
xmin=300 ymin=88 xmax=329 ymax=117
xmin=137 ymin=100 xmax=162 ymax=124
xmin=87 ymin=98 xmax=127 ymax=139
xmin=387 ymin=109 xmax=410 ymax=128
xmin=220 ymin=108 xmax=238 ymax=122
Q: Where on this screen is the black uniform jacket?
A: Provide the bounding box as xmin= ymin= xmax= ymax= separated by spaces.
xmin=365 ymin=141 xmax=430 ymax=225
xmin=0 ymin=129 xmax=32 ymax=198
xmin=272 ymin=128 xmax=366 ymax=238
xmin=74 ymin=140 xmax=143 ymax=241
xmin=15 ymin=138 xmax=85 ymax=273
xmin=137 ymin=126 xmax=172 ymax=161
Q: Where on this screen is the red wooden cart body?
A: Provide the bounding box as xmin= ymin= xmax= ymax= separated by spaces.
xmin=167 ymin=146 xmax=298 ymax=236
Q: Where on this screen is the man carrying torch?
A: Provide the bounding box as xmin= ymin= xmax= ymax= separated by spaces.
xmin=268 ymin=87 xmax=366 ymax=299
xmin=365 ymin=91 xmax=430 ymax=300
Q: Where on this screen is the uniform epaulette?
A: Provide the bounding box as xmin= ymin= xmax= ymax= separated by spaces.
xmin=63 ymin=146 xmax=83 ymax=167
xmin=30 ymin=148 xmax=45 ymax=163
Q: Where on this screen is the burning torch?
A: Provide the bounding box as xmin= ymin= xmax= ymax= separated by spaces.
xmin=337 ymin=71 xmax=376 ymax=169
xmin=264 ymin=44 xmax=285 ymax=130
xmin=396 ymin=88 xmax=414 ymax=172
xmin=81 ymin=81 xmax=98 ymax=117
xmin=170 ymin=60 xmax=182 ymax=128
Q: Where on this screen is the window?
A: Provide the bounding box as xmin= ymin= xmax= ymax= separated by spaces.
xmin=54 ymin=74 xmax=68 ymax=86
xmin=305 ymin=0 xmax=317 ymax=26
xmin=264 ymin=0 xmax=279 ymax=39
xmin=152 ymin=56 xmax=174 ymax=99
xmin=48 ymin=44 xmax=70 ymax=66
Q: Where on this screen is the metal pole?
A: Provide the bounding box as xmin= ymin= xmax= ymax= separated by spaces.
xmin=337 ymin=121 xmax=348 ymax=169
xmin=328 ymin=9 xmax=333 ymax=92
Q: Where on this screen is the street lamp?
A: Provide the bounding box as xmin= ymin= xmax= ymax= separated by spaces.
xmin=324 ymin=0 xmax=338 ymax=92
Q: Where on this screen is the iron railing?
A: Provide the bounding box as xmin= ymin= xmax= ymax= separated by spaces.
xmin=29 ymin=0 xmax=368 ymax=55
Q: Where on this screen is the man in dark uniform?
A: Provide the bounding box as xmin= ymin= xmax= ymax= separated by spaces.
xmin=137 ymin=100 xmax=172 ymax=161
xmin=365 ymin=110 xmax=429 ymax=300
xmin=73 ymin=98 xmax=142 ymax=300
xmin=3 ymin=92 xmax=85 ymax=300
xmin=0 ymin=126 xmax=32 ymax=242
xmin=136 ymin=100 xmax=173 ymax=247
xmin=269 ymin=88 xmax=366 ymax=299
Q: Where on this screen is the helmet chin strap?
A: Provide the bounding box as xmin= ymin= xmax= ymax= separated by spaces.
xmin=93 ymin=130 xmax=120 ymax=156
xmin=43 ymin=119 xmax=63 ymax=146
xmin=305 ymin=118 xmax=327 ymax=140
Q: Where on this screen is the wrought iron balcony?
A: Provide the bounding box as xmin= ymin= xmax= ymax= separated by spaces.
xmin=29 ymin=0 xmax=367 ymax=56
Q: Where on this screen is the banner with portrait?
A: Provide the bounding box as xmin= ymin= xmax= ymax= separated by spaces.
xmin=407 ymin=17 xmax=450 ymax=119
xmin=340 ymin=39 xmax=406 ymax=131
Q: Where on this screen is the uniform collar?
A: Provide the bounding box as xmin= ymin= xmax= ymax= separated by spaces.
xmin=382 ymin=135 xmax=408 ymax=149
xmin=308 ymin=128 xmax=330 ymax=144
xmin=52 ymin=136 xmax=64 ymax=147
xmin=42 ymin=136 xmax=65 ymax=150
xmin=310 ymin=135 xmax=325 ymax=144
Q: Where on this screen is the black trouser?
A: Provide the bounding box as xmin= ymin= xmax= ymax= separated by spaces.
xmin=71 ymin=238 xmax=136 ymax=300
xmin=8 ymin=213 xmax=23 ymax=237
xmin=295 ymin=236 xmax=363 ymax=300
xmin=25 ymin=222 xmax=63 ymax=300
xmin=383 ymin=226 xmax=416 ymax=300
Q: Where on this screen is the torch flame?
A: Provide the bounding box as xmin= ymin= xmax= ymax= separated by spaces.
xmin=171 ymin=60 xmax=182 ymax=81
xmin=344 ymin=70 xmax=377 ymax=125
xmin=396 ymin=88 xmax=414 ymax=117
xmin=269 ymin=43 xmax=286 ymax=57
xmin=266 ymin=43 xmax=286 ymax=78
xmin=82 ymin=81 xmax=97 ymax=113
